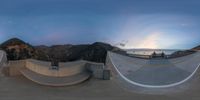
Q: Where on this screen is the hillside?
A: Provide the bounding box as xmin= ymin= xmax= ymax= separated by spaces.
xmin=34 ymin=42 xmax=124 ymax=63
xmin=0 ymin=38 xmax=35 ymax=60
xmin=0 ymin=38 xmax=125 ymax=63
xmin=192 ymin=45 xmax=200 ymax=50
xmin=169 ymin=50 xmax=196 ymax=58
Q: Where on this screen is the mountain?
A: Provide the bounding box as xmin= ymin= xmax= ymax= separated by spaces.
xmin=192 ymin=45 xmax=200 ymax=50
xmin=0 ymin=38 xmax=125 ymax=63
xmin=169 ymin=44 xmax=200 ymax=58
xmin=0 ymin=38 xmax=34 ymax=60
xmin=169 ymin=50 xmax=196 ymax=58
xmin=79 ymin=42 xmax=114 ymax=63
xmin=34 ymin=42 xmax=124 ymax=63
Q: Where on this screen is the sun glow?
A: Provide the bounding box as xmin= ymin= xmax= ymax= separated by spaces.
xmin=136 ymin=32 xmax=160 ymax=49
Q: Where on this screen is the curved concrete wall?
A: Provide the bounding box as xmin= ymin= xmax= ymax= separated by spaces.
xmin=84 ymin=61 xmax=106 ymax=79
xmin=0 ymin=50 xmax=7 ymax=67
xmin=21 ymin=68 xmax=90 ymax=86
xmin=0 ymin=51 xmax=4 ymax=66
xmin=6 ymin=60 xmax=26 ymax=76
xmin=171 ymin=52 xmax=200 ymax=73
xmin=107 ymin=51 xmax=200 ymax=88
xmin=6 ymin=58 xmax=108 ymax=80
xmin=169 ymin=52 xmax=198 ymax=64
xmin=26 ymin=59 xmax=87 ymax=77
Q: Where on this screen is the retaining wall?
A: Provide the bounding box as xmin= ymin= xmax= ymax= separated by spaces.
xmin=26 ymin=59 xmax=86 ymax=77
xmin=6 ymin=60 xmax=26 ymax=76
xmin=6 ymin=59 xmax=110 ymax=80
xmin=0 ymin=50 xmax=7 ymax=67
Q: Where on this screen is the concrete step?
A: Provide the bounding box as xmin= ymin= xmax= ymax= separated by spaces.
xmin=21 ymin=68 xmax=91 ymax=86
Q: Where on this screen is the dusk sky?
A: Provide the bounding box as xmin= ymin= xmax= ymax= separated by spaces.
xmin=0 ymin=0 xmax=200 ymax=49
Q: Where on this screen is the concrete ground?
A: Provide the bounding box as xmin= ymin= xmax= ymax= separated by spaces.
xmin=109 ymin=52 xmax=200 ymax=86
xmin=1 ymin=51 xmax=200 ymax=100
xmin=0 ymin=75 xmax=200 ymax=100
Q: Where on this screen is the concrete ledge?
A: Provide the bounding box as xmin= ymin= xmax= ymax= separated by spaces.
xmin=7 ymin=60 xmax=26 ymax=76
xmin=4 ymin=57 xmax=111 ymax=86
xmin=85 ymin=61 xmax=111 ymax=80
xmin=21 ymin=68 xmax=90 ymax=86
xmin=26 ymin=59 xmax=86 ymax=77
xmin=0 ymin=50 xmax=7 ymax=67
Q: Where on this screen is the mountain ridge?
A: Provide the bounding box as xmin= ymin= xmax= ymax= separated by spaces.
xmin=0 ymin=38 xmax=125 ymax=63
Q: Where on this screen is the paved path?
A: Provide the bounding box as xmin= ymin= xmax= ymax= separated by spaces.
xmin=108 ymin=51 xmax=200 ymax=88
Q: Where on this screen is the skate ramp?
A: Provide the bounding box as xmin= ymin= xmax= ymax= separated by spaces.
xmin=20 ymin=60 xmax=91 ymax=86
xmin=107 ymin=51 xmax=200 ymax=88
xmin=21 ymin=69 xmax=90 ymax=86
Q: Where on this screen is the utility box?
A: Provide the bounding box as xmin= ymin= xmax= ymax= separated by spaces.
xmin=103 ymin=70 xmax=111 ymax=80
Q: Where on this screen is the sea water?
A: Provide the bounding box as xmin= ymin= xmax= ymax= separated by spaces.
xmin=126 ymin=49 xmax=181 ymax=55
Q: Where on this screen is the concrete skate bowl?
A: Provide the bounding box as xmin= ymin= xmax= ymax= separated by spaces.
xmin=20 ymin=59 xmax=91 ymax=86
xmin=106 ymin=51 xmax=200 ymax=93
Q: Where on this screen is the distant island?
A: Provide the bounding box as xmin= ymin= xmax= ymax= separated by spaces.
xmin=0 ymin=38 xmax=199 ymax=63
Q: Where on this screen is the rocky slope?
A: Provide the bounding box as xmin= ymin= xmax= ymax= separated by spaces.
xmin=34 ymin=42 xmax=124 ymax=63
xmin=192 ymin=45 xmax=200 ymax=50
xmin=0 ymin=38 xmax=35 ymax=60
xmin=169 ymin=45 xmax=200 ymax=58
xmin=169 ymin=50 xmax=196 ymax=58
xmin=0 ymin=38 xmax=125 ymax=63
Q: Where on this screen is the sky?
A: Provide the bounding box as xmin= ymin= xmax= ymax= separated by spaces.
xmin=0 ymin=0 xmax=200 ymax=49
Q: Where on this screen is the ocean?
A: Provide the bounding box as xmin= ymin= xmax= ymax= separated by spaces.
xmin=126 ymin=49 xmax=182 ymax=55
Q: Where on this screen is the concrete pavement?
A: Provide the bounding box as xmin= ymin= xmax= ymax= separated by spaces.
xmin=107 ymin=51 xmax=200 ymax=90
